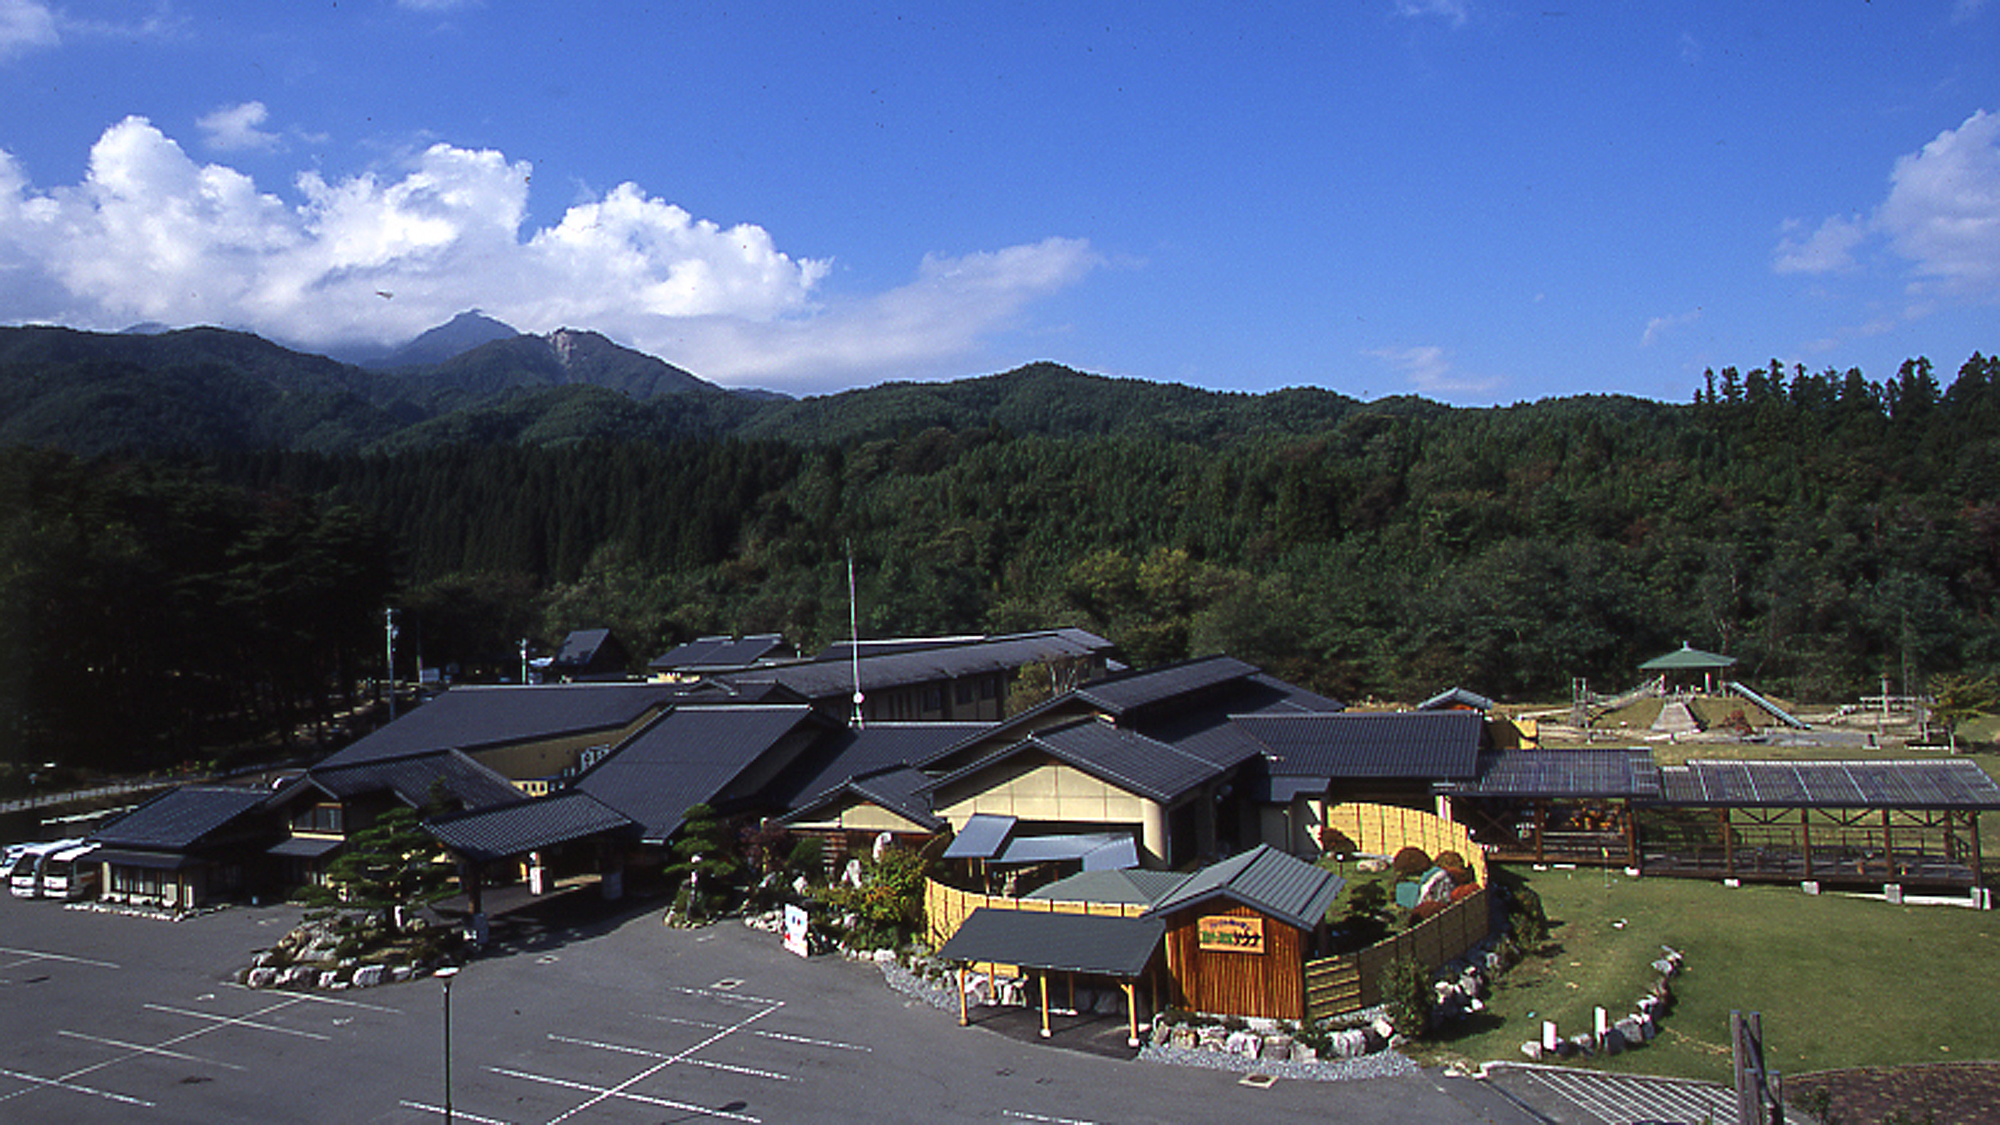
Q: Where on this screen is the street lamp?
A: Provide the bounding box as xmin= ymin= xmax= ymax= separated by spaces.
xmin=436 ymin=966 xmax=461 ymax=1123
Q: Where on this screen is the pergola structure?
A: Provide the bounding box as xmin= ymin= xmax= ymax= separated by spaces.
xmin=935 ymin=907 xmax=1165 ymax=1047
xmin=1640 ymin=643 xmax=1737 ymax=694
xmin=1441 ymin=748 xmax=1659 ymax=867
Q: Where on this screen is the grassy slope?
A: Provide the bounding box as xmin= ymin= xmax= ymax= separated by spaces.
xmin=1422 ymin=867 xmax=2000 ymax=1082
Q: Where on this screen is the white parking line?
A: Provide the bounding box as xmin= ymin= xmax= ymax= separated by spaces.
xmin=1004 ymin=1111 xmax=1101 ymax=1125
xmin=0 ymin=1065 xmax=155 ymax=1108
xmin=55 ymin=1029 xmax=247 ymax=1070
xmin=490 ymin=1065 xmax=764 ymax=1123
xmin=0 ymin=944 xmax=121 ymax=970
xmin=144 ymin=1000 xmax=333 ymax=1041
xmin=396 ymin=1097 xmax=516 ymax=1125
xmin=647 ymin=1013 xmax=874 ymax=1052
xmin=547 ymin=1032 xmax=798 ymax=1082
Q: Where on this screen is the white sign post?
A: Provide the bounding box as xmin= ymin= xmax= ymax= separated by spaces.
xmin=782 ymin=904 xmax=810 ymax=958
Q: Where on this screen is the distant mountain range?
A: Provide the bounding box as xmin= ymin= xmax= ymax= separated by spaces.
xmin=0 ymin=313 xmax=1376 ymax=456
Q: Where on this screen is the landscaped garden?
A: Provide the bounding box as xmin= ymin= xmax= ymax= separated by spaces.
xmin=1417 ymin=865 xmax=2000 ymax=1085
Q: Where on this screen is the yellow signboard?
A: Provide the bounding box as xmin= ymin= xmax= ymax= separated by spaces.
xmin=1197 ymin=914 xmax=1265 ymax=954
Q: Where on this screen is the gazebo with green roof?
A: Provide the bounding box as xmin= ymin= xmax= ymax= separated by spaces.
xmin=1641 ymin=642 xmax=1737 ymax=693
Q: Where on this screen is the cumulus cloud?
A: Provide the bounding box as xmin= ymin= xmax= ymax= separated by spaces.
xmin=0 ymin=0 xmax=59 ymax=60
xmin=0 ymin=117 xmax=1099 ymax=390
xmin=1776 ymin=110 xmax=2000 ymax=300
xmin=197 ymin=101 xmax=282 ymax=151
xmin=1366 ymin=344 xmax=1499 ymax=398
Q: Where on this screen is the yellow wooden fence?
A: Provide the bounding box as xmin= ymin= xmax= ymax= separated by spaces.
xmin=1304 ymin=884 xmax=1491 ymax=1020
xmin=1320 ymin=801 xmax=1489 ymax=885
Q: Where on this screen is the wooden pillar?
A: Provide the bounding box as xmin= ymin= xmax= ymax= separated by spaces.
xmin=1882 ymin=809 xmax=1895 ymax=880
xmin=957 ymin=966 xmax=969 ymax=1027
xmin=1624 ymin=800 xmax=1638 ymax=868
xmin=1067 ymin=972 xmax=1076 ymax=1015
xmin=1533 ymin=801 xmax=1546 ymax=862
xmin=1970 ymin=812 xmax=1984 ymax=891
xmin=1123 ymin=981 xmax=1140 ymax=1047
xmin=1039 ymin=973 xmax=1052 ymax=1038
xmin=1721 ymin=809 xmax=1735 ymax=877
xmin=1800 ymin=809 xmax=1813 ymax=879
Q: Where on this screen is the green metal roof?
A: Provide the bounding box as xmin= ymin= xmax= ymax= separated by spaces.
xmin=1639 ymin=643 xmax=1737 ymax=671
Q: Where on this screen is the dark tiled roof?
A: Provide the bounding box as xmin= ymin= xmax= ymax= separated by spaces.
xmin=732 ymin=629 xmax=1113 ymax=701
xmin=1418 ymin=686 xmax=1495 ymax=712
xmin=1443 ymin=748 xmax=1662 ymax=799
xmin=426 ymin=792 xmax=635 ymax=863
xmin=768 ymin=723 xmax=984 ymax=813
xmin=319 ymin=683 xmax=681 ymax=766
xmin=648 ymin=633 xmax=789 ymax=672
xmin=1237 ymin=710 xmax=1484 ymax=781
xmin=574 ymin=705 xmax=820 ymax=842
xmin=1640 ymin=643 xmax=1737 ymax=671
xmin=1658 ymin=759 xmax=2000 ymax=809
xmin=549 ymin=628 xmax=616 ymax=670
xmin=1073 ymin=655 xmax=1260 ymax=717
xmin=1025 ymin=868 xmax=1190 ymax=906
xmin=935 ymin=907 xmax=1164 ymax=976
xmin=1143 ymin=844 xmax=1344 ymax=932
xmin=284 ymin=749 xmax=523 ymax=812
xmin=838 ymin=768 xmax=949 ymax=831
xmin=941 ymin=813 xmax=1017 ymax=859
xmin=930 ymin=718 xmax=1234 ymax=806
xmin=92 ymin=786 xmax=269 ymax=850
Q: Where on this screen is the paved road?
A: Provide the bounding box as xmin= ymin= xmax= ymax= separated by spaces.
xmin=0 ymin=891 xmax=1543 ymax=1125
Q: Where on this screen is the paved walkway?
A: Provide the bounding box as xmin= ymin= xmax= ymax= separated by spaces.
xmin=1485 ymin=1063 xmax=1742 ymax=1125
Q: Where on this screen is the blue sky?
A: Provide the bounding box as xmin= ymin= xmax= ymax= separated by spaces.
xmin=2 ymin=1 xmax=1997 ymax=404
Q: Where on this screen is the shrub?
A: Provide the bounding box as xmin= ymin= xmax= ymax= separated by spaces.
xmin=1391 ymin=846 xmax=1432 ymax=876
xmin=1442 ymin=864 xmax=1475 ymax=887
xmin=1381 ymin=956 xmax=1435 ymax=1039
xmin=1449 ymin=882 xmax=1480 ymax=902
xmin=1348 ymin=880 xmax=1389 ymax=918
xmin=1508 ymin=884 xmax=1550 ymax=950
xmin=1411 ymin=899 xmax=1446 ymax=923
xmin=1434 ymin=850 xmax=1466 ymax=870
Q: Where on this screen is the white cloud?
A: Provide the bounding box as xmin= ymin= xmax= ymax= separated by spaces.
xmin=0 ymin=117 xmax=1099 ymax=391
xmin=1366 ymin=344 xmax=1499 ymax=398
xmin=1773 ymin=214 xmax=1866 ymax=274
xmin=1641 ymin=307 xmax=1702 ymax=347
xmin=1393 ymin=0 xmax=1470 ymax=29
xmin=1878 ymin=109 xmax=2000 ymax=294
xmin=197 ymin=101 xmax=281 ymax=152
xmin=0 ymin=0 xmax=59 ymax=60
xmin=1775 ymin=109 xmax=2000 ymax=307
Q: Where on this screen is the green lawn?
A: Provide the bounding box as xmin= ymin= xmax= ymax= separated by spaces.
xmin=1419 ymin=866 xmax=2000 ymax=1082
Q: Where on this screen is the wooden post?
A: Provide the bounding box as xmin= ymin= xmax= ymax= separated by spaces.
xmin=1624 ymin=800 xmax=1638 ymax=868
xmin=1799 ymin=808 xmax=1812 ymax=879
xmin=1533 ymin=801 xmax=1546 ymax=862
xmin=1721 ymin=810 xmax=1735 ymax=877
xmin=957 ymin=966 xmax=969 ymax=1027
xmin=1067 ymin=972 xmax=1075 ymax=1015
xmin=1039 ymin=973 xmax=1052 ymax=1038
xmin=1970 ymin=812 xmax=1984 ymax=891
xmin=1881 ymin=809 xmax=1895 ymax=880
xmin=1123 ymin=981 xmax=1140 ymax=1047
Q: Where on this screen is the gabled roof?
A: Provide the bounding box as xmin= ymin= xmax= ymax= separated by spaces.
xmin=92 ymin=786 xmax=270 ymax=851
xmin=1640 ymin=643 xmax=1737 ymax=671
xmin=273 ymin=748 xmax=523 ymax=813
xmin=549 ymin=628 xmax=621 ymax=671
xmin=1238 ymin=710 xmax=1485 ymax=785
xmin=766 ymin=722 xmax=983 ymax=815
xmin=724 ymin=629 xmax=1114 ymax=702
xmin=318 ymin=683 xmax=681 ymax=767
xmin=1142 ymin=844 xmax=1344 ymax=932
xmin=928 ymin=717 xmax=1238 ymax=806
xmin=1418 ymin=686 xmax=1495 ymax=712
xmin=573 ymin=704 xmax=824 ymax=842
xmin=1072 ymin=655 xmax=1261 ymax=717
xmin=1025 ymin=867 xmax=1190 ymax=906
xmin=779 ymin=765 xmax=948 ymax=832
xmin=941 ymin=813 xmax=1018 ymax=859
xmin=425 ymin=791 xmax=635 ymax=863
xmin=648 ymin=633 xmax=789 ymax=673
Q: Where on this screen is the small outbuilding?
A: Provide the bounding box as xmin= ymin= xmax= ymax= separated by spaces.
xmin=1143 ymin=844 xmax=1344 ymax=1021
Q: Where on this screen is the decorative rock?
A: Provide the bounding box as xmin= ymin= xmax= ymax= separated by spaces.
xmin=1356 ymin=857 xmax=1390 ymax=873
xmin=1171 ymin=1026 xmax=1199 ymax=1049
xmin=1370 ymin=1017 xmax=1396 ymax=1041
xmin=1651 ymin=958 xmax=1677 ymax=977
xmin=352 ymin=965 xmax=386 ymax=988
xmin=1289 ymin=1041 xmax=1318 ymax=1063
xmin=247 ymin=967 xmax=278 ymax=989
xmin=1602 ymin=1027 xmax=1625 ymax=1056
xmin=317 ymin=970 xmax=343 ymax=990
xmin=1614 ymin=1016 xmax=1645 ymax=1045
xmin=391 ymin=966 xmax=413 ymax=983
xmin=1553 ymin=1038 xmax=1576 ymax=1059
xmin=1569 ymin=1033 xmax=1595 ymax=1058
xmin=1521 ymin=1041 xmax=1544 ymax=1061
xmin=1418 ymin=867 xmax=1454 ymax=903
xmin=278 ymin=966 xmax=315 ymax=987
xmin=1333 ymin=1028 xmax=1369 ymax=1059
xmin=1225 ymin=1030 xmax=1261 ymax=1057
xmin=253 ymin=950 xmax=280 ymax=969
xmin=1198 ymin=1025 xmax=1229 ymax=1049
xmin=1261 ymin=1033 xmax=1293 ymax=1059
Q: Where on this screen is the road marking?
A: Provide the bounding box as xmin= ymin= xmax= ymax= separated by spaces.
xmin=397 ymin=1097 xmax=516 ymax=1124
xmin=0 ymin=945 xmax=121 ymax=970
xmin=548 ymin=1033 xmax=797 ymax=1082
xmin=1004 ymin=1111 xmax=1100 ymax=1125
xmin=0 ymin=1065 xmax=156 ymax=1108
xmin=490 ymin=1065 xmax=764 ymax=1123
xmin=144 ymin=1000 xmax=333 ymax=1041
xmin=673 ymin=983 xmax=785 ymax=1007
xmin=55 ymin=1029 xmax=246 ymax=1070
xmin=648 ymin=1012 xmax=868 ymax=1048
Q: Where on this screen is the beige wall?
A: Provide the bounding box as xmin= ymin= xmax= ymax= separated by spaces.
xmin=934 ymin=753 xmax=1168 ymax=860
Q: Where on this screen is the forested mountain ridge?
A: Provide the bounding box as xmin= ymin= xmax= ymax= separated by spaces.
xmin=3 ymin=327 xmax=1997 ymax=774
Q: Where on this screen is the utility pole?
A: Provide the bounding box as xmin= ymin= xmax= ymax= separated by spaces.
xmin=384 ymin=608 xmax=399 ymax=721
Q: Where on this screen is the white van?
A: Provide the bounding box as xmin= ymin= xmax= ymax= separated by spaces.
xmin=8 ymin=837 xmax=85 ymax=898
xmin=41 ymin=842 xmax=101 ymax=900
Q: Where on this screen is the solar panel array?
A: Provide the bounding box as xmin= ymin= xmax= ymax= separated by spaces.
xmin=1659 ymin=759 xmax=2000 ymax=808
xmin=1440 ymin=749 xmax=1662 ymax=799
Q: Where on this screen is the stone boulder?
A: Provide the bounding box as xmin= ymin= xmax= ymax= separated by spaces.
xmin=1225 ymin=1030 xmax=1261 ymax=1057
xmin=247 ymin=967 xmax=278 ymax=989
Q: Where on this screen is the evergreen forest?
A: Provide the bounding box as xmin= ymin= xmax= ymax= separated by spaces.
xmin=4 ymin=348 xmax=1998 ymax=774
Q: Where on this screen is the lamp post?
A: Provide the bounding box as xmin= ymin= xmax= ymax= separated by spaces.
xmin=436 ymin=966 xmax=461 ymax=1123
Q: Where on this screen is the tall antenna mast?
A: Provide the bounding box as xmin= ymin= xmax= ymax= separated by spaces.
xmin=847 ymin=542 xmax=865 ymax=729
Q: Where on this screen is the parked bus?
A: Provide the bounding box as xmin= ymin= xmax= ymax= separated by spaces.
xmin=41 ymin=841 xmax=101 ymax=900
xmin=8 ymin=837 xmax=85 ymax=898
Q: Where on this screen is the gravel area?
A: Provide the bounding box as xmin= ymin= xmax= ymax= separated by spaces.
xmin=878 ymin=959 xmax=1419 ymax=1082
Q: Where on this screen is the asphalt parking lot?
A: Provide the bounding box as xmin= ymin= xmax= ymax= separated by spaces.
xmin=0 ymin=891 xmax=1544 ymax=1125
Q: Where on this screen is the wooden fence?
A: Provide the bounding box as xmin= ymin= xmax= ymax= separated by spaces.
xmin=1304 ymin=885 xmax=1491 ymax=1021
xmin=1321 ymin=802 xmax=1488 ymax=886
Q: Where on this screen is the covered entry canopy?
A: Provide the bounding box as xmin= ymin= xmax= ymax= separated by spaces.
xmin=935 ymin=907 xmax=1164 ymax=976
